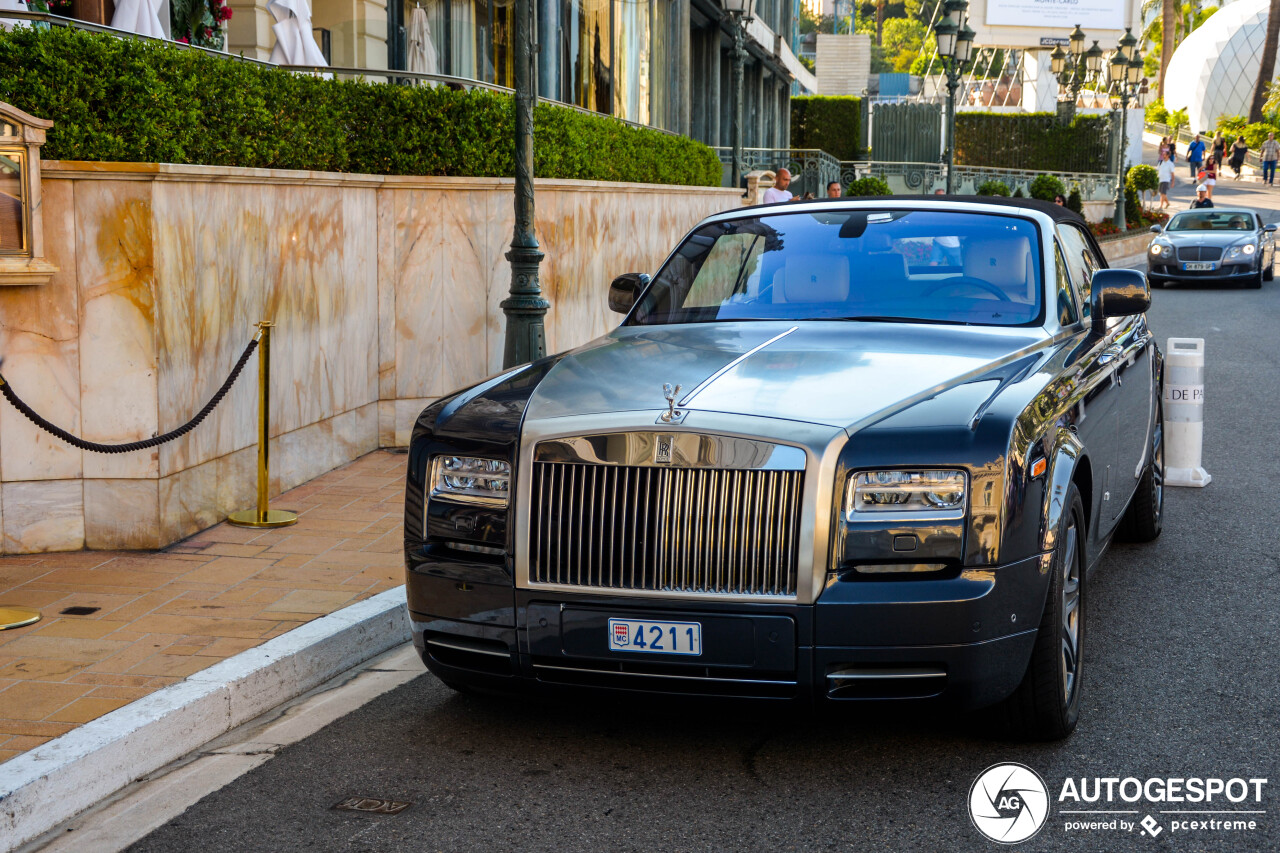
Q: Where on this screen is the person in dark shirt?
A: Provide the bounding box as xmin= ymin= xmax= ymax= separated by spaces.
xmin=1190 ymin=185 xmax=1214 ymax=208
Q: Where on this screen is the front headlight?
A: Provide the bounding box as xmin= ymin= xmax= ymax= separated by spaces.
xmin=846 ymin=470 xmax=967 ymax=520
xmin=1149 ymin=242 xmax=1166 ymax=256
xmin=429 ymin=456 xmax=511 ymax=506
xmin=1226 ymin=244 xmax=1257 ymax=259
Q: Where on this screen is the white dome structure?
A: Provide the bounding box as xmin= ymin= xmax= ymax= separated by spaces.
xmin=1164 ymin=0 xmax=1274 ymax=134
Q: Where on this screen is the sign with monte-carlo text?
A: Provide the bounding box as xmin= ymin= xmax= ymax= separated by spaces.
xmin=986 ymin=0 xmax=1124 ymax=31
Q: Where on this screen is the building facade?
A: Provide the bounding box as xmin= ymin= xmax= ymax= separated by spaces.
xmin=225 ymin=0 xmax=813 ymax=150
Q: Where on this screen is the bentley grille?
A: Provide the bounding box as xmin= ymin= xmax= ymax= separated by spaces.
xmin=529 ymin=462 xmax=803 ymax=597
xmin=1177 ymin=246 xmax=1223 ymax=261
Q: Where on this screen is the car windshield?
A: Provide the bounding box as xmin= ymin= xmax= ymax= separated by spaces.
xmin=1167 ymin=211 xmax=1256 ymax=231
xmin=628 ymin=209 xmax=1044 ymax=327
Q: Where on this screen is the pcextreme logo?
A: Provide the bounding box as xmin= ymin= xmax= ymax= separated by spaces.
xmin=968 ymin=763 xmax=1051 ymax=844
xmin=968 ymin=765 xmax=1269 ymax=844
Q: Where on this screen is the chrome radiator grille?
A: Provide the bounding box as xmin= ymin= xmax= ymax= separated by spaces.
xmin=529 ymin=462 xmax=803 ymax=597
xmin=1177 ymin=246 xmax=1222 ymax=261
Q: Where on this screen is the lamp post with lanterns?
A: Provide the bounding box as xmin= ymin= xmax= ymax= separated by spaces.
xmin=932 ymin=0 xmax=975 ymax=194
xmin=501 ymin=0 xmax=548 ymax=368
xmin=1110 ymin=27 xmax=1144 ymax=230
xmin=1049 ymin=25 xmax=1103 ymax=125
xmin=723 ymin=0 xmax=756 ymax=189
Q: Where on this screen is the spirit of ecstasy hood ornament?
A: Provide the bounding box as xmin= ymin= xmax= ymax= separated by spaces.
xmin=659 ymin=383 xmax=683 ymax=423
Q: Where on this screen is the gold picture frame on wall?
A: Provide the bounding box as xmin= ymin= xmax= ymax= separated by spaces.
xmin=0 ymin=102 xmax=57 ymax=286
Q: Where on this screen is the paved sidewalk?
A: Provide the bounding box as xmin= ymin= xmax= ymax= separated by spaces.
xmin=0 ymin=450 xmax=407 ymax=765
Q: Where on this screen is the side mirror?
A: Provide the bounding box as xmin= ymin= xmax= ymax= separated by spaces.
xmin=1090 ymin=268 xmax=1150 ymax=333
xmin=608 ymin=272 xmax=650 ymax=314
xmin=1149 ymin=224 xmax=1163 ymax=234
xmin=1265 ymin=224 xmax=1278 ymax=233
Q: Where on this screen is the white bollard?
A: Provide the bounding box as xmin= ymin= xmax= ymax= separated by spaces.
xmin=1163 ymin=337 xmax=1211 ymax=487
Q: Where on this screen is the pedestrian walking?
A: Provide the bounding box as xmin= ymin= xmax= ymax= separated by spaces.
xmin=1212 ymin=132 xmax=1227 ymax=165
xmin=762 ymin=168 xmax=793 ymax=203
xmin=1261 ymin=132 xmax=1280 ymax=185
xmin=1229 ymin=136 xmax=1249 ymax=179
xmin=1201 ymin=157 xmax=1218 ymax=197
xmin=1187 ymin=133 xmax=1206 ymax=180
xmin=1156 ymin=153 xmax=1176 ymax=208
xmin=1190 ymin=184 xmax=1214 ymax=208
xmin=1170 ymin=135 xmax=1178 ymax=163
xmin=1159 ymin=136 xmax=1171 ymax=161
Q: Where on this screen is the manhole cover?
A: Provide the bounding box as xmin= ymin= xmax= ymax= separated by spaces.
xmin=332 ymin=797 xmax=411 ymax=815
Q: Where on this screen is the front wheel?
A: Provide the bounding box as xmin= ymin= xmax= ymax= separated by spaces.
xmin=998 ymin=483 xmax=1086 ymax=741
xmin=1264 ymin=258 xmax=1275 ymax=281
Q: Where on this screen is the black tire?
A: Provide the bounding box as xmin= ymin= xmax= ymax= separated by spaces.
xmin=1118 ymin=398 xmax=1164 ymax=543
xmin=998 ymin=483 xmax=1086 ymax=741
xmin=1248 ymin=266 xmax=1264 ymax=288
xmin=1264 ymin=259 xmax=1275 ymax=281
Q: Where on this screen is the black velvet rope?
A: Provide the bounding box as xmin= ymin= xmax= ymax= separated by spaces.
xmin=0 ymin=336 xmax=260 ymax=454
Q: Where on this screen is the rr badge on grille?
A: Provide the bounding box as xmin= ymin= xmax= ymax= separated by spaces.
xmin=654 ymin=434 xmax=674 ymax=464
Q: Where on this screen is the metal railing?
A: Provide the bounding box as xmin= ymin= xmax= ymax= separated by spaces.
xmin=839 ymin=161 xmax=1120 ymax=201
xmin=0 ymin=9 xmax=679 ymax=137
xmin=712 ymin=147 xmax=841 ymax=197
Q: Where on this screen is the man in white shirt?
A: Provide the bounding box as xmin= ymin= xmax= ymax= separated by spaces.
xmin=1156 ymin=153 xmax=1176 ymax=209
xmin=762 ymin=168 xmax=793 ymax=203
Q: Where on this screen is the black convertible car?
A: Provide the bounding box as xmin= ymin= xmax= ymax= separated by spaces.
xmin=403 ymin=197 xmax=1163 ymax=741
xmin=1147 ymin=206 xmax=1276 ymax=288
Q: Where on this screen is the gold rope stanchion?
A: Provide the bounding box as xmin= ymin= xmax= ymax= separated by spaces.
xmin=228 ymin=321 xmax=298 ymax=529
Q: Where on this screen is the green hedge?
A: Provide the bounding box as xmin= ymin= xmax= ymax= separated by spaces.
xmin=955 ymin=112 xmax=1112 ymax=173
xmin=791 ymin=95 xmax=863 ymax=161
xmin=0 ymin=26 xmax=721 ymax=186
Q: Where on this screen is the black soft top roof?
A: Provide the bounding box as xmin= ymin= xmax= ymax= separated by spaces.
xmin=739 ymin=193 xmax=1089 ymax=226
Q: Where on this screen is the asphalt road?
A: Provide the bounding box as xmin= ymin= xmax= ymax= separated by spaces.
xmin=127 ymin=181 xmax=1280 ymax=853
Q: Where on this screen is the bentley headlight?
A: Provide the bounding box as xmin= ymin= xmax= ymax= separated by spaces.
xmin=1244 ymin=243 xmax=1257 ymax=254
xmin=1227 ymin=244 xmax=1257 ymax=260
xmin=1149 ymin=243 xmax=1165 ymax=256
xmin=430 ymin=456 xmax=511 ymax=506
xmin=846 ymin=470 xmax=967 ymax=519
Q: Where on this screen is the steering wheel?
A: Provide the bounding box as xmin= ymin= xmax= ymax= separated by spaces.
xmin=923 ymin=276 xmax=1010 ymax=300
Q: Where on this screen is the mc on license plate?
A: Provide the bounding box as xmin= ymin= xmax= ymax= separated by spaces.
xmin=608 ymin=618 xmax=702 ymax=656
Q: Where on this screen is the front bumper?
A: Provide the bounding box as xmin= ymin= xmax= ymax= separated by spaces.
xmin=1148 ymin=259 xmax=1260 ymax=283
xmin=405 ymin=552 xmax=1050 ymax=710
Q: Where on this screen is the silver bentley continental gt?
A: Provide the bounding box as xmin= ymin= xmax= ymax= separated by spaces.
xmin=403 ymin=197 xmax=1163 ymax=741
xmin=1147 ymin=207 xmax=1276 ymax=288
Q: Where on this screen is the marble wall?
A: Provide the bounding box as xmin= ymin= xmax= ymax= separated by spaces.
xmin=0 ymin=162 xmax=741 ymax=553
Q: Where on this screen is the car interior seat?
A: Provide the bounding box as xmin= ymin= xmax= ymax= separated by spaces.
xmin=780 ymin=254 xmax=851 ymax=303
xmin=962 ymin=236 xmax=1033 ymax=302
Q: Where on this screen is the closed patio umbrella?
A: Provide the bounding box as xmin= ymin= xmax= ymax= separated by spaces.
xmin=0 ymin=0 xmax=30 ymax=31
xmin=407 ymin=3 xmax=437 ymax=79
xmin=406 ymin=3 xmax=439 ymax=79
xmin=267 ymin=0 xmax=327 ymax=67
xmin=111 ymin=0 xmax=166 ymax=38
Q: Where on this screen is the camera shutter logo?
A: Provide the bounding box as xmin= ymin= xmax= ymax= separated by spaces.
xmin=968 ymin=763 xmax=1050 ymax=844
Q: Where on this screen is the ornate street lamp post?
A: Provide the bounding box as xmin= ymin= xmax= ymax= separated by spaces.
xmin=933 ymin=0 xmax=974 ymax=194
xmin=1050 ymin=24 xmax=1089 ymax=124
xmin=502 ymin=0 xmax=549 ymax=368
xmin=723 ymin=0 xmax=756 ymax=188
xmin=1110 ymin=28 xmax=1143 ymax=230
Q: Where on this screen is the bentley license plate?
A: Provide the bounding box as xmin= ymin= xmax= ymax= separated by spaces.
xmin=1183 ymin=261 xmax=1216 ymax=271
xmin=608 ymin=618 xmax=702 ymax=656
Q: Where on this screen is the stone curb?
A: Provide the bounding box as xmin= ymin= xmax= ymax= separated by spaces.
xmin=0 ymin=586 xmax=410 ymax=852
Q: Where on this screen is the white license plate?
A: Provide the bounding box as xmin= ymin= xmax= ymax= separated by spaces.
xmin=1183 ymin=261 xmax=1216 ymax=271
xmin=608 ymin=618 xmax=702 ymax=656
